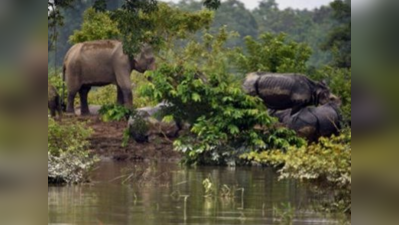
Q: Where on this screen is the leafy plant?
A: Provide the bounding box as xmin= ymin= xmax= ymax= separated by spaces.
xmin=140 ymin=30 xmax=305 ymax=165
xmin=48 ymin=117 xmax=96 ymax=184
xmin=48 ymin=117 xmax=92 ymax=156
xmin=98 ymin=104 xmax=133 ymax=122
xmin=243 ymin=129 xmax=351 ymax=213
xmin=126 ymin=111 xmax=150 ymax=144
xmin=48 ymin=69 xmax=67 ymax=105
xmin=232 ymin=32 xmax=312 ymax=75
xmin=69 ymin=8 xmax=120 ymax=44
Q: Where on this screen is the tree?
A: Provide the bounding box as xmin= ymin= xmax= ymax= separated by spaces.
xmin=49 ymin=0 xmax=221 ymax=63
xmin=253 ymin=0 xmax=334 ymax=68
xmin=69 ymin=8 xmax=120 ymax=44
xmin=322 ymin=0 xmax=351 ymax=68
xmin=211 ymin=0 xmax=258 ymax=47
xmin=233 ymin=33 xmax=312 ymax=75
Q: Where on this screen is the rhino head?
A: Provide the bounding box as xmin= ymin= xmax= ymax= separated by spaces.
xmin=242 ymin=72 xmax=261 ymax=96
xmin=315 ymin=81 xmax=333 ymax=105
xmin=133 ymin=44 xmax=156 ymax=73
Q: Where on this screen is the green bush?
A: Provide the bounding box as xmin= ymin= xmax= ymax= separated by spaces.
xmin=48 ymin=117 xmax=96 ymax=184
xmin=69 ymin=8 xmax=120 ymax=44
xmin=48 ymin=117 xmax=92 ymax=156
xmin=138 ymin=29 xmax=306 ymax=165
xmin=232 ymin=33 xmax=312 ymax=75
xmin=141 ymin=64 xmax=304 ymax=165
xmin=98 ymin=104 xmax=133 ymax=122
xmin=242 ymin=130 xmax=351 ymax=213
xmin=48 ymin=69 xmax=66 ymax=103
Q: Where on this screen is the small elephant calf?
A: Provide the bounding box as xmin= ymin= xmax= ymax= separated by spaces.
xmin=48 ymin=84 xmax=62 ymax=118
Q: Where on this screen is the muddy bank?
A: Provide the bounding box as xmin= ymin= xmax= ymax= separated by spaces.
xmin=62 ymin=115 xmax=182 ymax=162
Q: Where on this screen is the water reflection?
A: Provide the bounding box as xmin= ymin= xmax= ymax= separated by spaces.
xmin=48 ymin=161 xmax=343 ymax=225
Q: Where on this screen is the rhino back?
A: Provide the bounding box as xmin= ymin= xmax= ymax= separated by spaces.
xmin=258 ymin=74 xmax=312 ymax=109
xmin=289 ymin=108 xmax=318 ymax=130
xmin=64 ymin=40 xmax=127 ymax=86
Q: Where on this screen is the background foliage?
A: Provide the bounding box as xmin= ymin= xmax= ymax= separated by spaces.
xmin=49 ymin=0 xmax=348 ymax=70
xmin=232 ymin=33 xmax=312 ymax=75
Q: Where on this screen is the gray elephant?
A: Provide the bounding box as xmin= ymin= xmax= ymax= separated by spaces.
xmin=276 ymin=101 xmax=342 ymax=143
xmin=63 ymin=40 xmax=156 ymax=115
xmin=243 ymin=72 xmax=333 ymax=115
xmin=48 ymin=84 xmax=62 ymax=118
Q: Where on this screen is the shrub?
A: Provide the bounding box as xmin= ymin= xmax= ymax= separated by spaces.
xmin=48 ymin=69 xmax=67 ymax=104
xmin=242 ymin=129 xmax=351 ymax=213
xmin=48 ymin=117 xmax=96 ymax=184
xmin=232 ymin=33 xmax=312 ymax=75
xmin=48 ymin=117 xmax=92 ymax=156
xmin=141 ymin=64 xmax=305 ymax=165
xmin=69 ymin=8 xmax=120 ymax=44
xmin=98 ymin=104 xmax=133 ymax=122
xmin=138 ymin=29 xmax=306 ymax=165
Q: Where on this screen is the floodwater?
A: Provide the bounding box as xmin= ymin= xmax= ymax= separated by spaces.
xmin=48 ymin=161 xmax=346 ymax=225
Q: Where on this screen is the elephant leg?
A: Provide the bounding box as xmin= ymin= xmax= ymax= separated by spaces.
xmin=115 ymin=71 xmax=133 ymax=109
xmin=122 ymin=88 xmax=133 ymax=109
xmin=57 ymin=97 xmax=63 ymax=118
xmin=117 ymin=86 xmax=124 ymax=105
xmin=79 ymin=86 xmax=91 ymax=115
xmin=66 ymin=90 xmax=78 ymax=114
xmin=49 ymin=102 xmax=56 ymax=117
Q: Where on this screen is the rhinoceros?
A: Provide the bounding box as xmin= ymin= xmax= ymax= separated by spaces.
xmin=243 ymin=72 xmax=333 ymax=115
xmin=285 ymin=101 xmax=342 ymax=142
xmin=48 ymin=84 xmax=62 ymax=118
xmin=128 ymin=103 xmax=180 ymax=143
xmin=63 ymin=40 xmax=156 ymax=115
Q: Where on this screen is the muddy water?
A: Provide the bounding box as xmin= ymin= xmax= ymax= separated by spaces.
xmin=48 ymin=161 xmax=344 ymax=225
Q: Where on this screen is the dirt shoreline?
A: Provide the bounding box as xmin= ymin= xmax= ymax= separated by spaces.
xmin=63 ymin=115 xmax=182 ymax=162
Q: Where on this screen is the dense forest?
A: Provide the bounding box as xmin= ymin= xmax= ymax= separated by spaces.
xmin=48 ymin=0 xmax=350 ymax=69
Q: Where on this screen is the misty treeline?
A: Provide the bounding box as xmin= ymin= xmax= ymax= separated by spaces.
xmin=48 ymin=0 xmax=350 ymax=70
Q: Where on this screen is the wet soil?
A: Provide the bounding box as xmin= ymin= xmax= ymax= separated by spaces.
xmin=62 ymin=115 xmax=182 ymax=162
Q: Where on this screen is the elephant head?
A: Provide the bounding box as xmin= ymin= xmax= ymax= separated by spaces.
xmin=133 ymin=44 xmax=156 ymax=73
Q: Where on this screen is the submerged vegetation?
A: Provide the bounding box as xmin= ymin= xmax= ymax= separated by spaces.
xmin=243 ymin=129 xmax=351 ymax=214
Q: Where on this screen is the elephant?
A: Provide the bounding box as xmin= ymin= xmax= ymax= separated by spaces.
xmin=243 ymin=72 xmax=334 ymax=115
xmin=48 ymin=84 xmax=62 ymax=118
xmin=63 ymin=40 xmax=156 ymax=115
xmin=273 ymin=101 xmax=342 ymax=143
